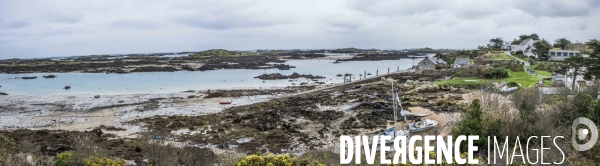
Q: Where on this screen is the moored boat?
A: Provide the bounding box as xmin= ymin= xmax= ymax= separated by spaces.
xmin=22 ymin=76 xmax=37 ymax=79
xmin=219 ymin=101 xmax=232 ymax=104
xmin=43 ymin=75 xmax=57 ymax=78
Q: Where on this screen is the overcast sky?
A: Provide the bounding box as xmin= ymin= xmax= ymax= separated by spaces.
xmin=1 ymin=0 xmax=599 ymax=59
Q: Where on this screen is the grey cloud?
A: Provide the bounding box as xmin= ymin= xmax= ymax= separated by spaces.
xmin=109 ymin=19 xmax=160 ymax=29
xmin=4 ymin=20 xmax=30 ymax=29
xmin=45 ymin=14 xmax=82 ymax=24
xmin=346 ymin=0 xmax=447 ymax=16
xmin=515 ymin=0 xmax=600 ymax=17
xmin=174 ymin=10 xmax=293 ymax=30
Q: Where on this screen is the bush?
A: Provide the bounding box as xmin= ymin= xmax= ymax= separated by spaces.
xmin=82 ymin=156 xmax=126 ymax=166
xmin=55 ymin=151 xmax=74 ymax=166
xmin=484 ymin=68 xmax=509 ymax=79
xmin=236 ymin=154 xmax=323 ymax=166
xmin=507 ymin=81 xmax=519 ymax=87
xmin=454 ymin=66 xmax=490 ymax=78
xmin=515 ymin=50 xmax=524 ymax=55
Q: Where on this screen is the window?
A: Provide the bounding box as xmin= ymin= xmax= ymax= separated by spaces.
xmin=552 ymin=52 xmax=556 ymax=56
xmin=569 ymin=52 xmax=574 ymax=56
xmin=576 ymin=53 xmax=581 ymax=56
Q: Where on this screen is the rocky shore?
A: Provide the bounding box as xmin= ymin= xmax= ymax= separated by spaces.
xmin=254 ymin=72 xmax=325 ymax=80
xmin=0 ymin=71 xmax=471 ymax=161
xmin=0 ymin=55 xmax=294 ymax=74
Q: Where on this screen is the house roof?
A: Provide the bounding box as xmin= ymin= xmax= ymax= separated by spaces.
xmin=519 ymin=39 xmax=532 ymax=46
xmin=420 ymin=56 xmax=447 ymax=65
xmin=453 ymin=58 xmax=470 ymax=65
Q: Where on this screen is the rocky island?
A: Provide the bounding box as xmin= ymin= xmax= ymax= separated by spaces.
xmin=254 ymin=72 xmax=325 ymax=80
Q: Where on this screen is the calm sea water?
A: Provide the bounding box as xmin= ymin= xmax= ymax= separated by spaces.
xmin=0 ymin=59 xmax=421 ymax=96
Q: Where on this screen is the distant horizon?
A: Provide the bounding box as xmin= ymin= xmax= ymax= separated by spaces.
xmin=1 ymin=47 xmax=473 ymax=60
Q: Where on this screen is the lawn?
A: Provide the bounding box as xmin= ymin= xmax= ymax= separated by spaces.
xmin=481 ymin=53 xmax=514 ymax=60
xmin=530 ymin=64 xmax=552 ymax=77
xmin=534 ymin=70 xmax=552 ymax=77
xmin=505 ymin=71 xmax=540 ymax=87
xmin=435 ymin=70 xmax=540 ymax=88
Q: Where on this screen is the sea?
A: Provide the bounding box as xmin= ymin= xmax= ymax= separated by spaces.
xmin=0 ymin=58 xmax=423 ymax=96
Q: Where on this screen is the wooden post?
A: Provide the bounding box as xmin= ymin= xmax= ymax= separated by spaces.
xmin=397 ymin=66 xmax=399 ymax=72
xmin=388 ymin=68 xmax=390 ymax=74
xmin=364 ymin=71 xmax=366 ymax=79
xmin=344 ymin=75 xmax=346 ymax=83
xmin=377 ymin=69 xmax=378 ymax=76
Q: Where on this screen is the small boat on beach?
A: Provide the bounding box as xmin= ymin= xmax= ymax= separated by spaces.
xmin=367 ymin=73 xmax=372 ymax=75
xmin=94 ymin=95 xmax=100 ymax=98
xmin=237 ymin=137 xmax=251 ymax=144
xmin=64 ymin=85 xmax=71 ymax=89
xmin=219 ymin=101 xmax=232 ymax=104
xmin=336 ymin=74 xmax=343 ymax=77
xmin=407 ymin=119 xmax=438 ymax=133
xmin=43 ymin=75 xmax=57 ymax=78
xmin=22 ymin=76 xmax=37 ymax=79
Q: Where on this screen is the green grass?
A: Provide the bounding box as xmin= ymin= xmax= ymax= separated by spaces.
xmin=543 ymin=80 xmax=552 ymax=86
xmin=436 ymin=70 xmax=540 ymax=88
xmin=531 ymin=64 xmax=552 ymax=77
xmin=505 ymin=70 xmax=539 ymax=87
xmin=534 ymin=70 xmax=552 ymax=77
xmin=482 ymin=53 xmax=514 ymax=60
xmin=435 ymin=78 xmax=495 ymax=85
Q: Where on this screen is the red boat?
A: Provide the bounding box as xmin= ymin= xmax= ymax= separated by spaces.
xmin=219 ymin=101 xmax=232 ymax=104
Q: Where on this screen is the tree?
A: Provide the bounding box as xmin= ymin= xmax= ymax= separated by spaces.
xmin=533 ymin=39 xmax=552 ymax=60
xmin=560 ymin=55 xmax=587 ymax=90
xmin=529 ymin=33 xmax=540 ymax=40
xmin=586 ymin=39 xmax=600 ymax=56
xmin=489 ymin=37 xmax=504 ymax=50
xmin=554 ymin=38 xmax=572 ymax=50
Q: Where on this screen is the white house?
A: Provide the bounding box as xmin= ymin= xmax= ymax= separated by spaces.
xmin=453 ymin=58 xmax=470 ymax=69
xmin=548 ymin=50 xmax=584 ymax=61
xmin=511 ymin=39 xmax=538 ymax=56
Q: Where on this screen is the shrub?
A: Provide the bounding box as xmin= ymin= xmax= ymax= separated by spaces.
xmin=82 ymin=156 xmax=126 ymax=166
xmin=484 ymin=68 xmax=509 ymax=79
xmin=507 ymin=81 xmax=519 ymax=87
xmin=235 ymin=154 xmax=323 ymax=166
xmin=515 ymin=50 xmax=524 ymax=55
xmin=55 ymin=151 xmax=74 ymax=166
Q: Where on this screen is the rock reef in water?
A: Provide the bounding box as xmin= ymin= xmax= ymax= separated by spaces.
xmin=254 ymin=72 xmax=325 ymax=80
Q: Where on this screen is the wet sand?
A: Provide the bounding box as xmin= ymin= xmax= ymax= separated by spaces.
xmin=0 ymin=91 xmax=276 ymax=138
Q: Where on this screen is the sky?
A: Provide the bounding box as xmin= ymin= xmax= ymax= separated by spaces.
xmin=1 ymin=0 xmax=599 ymax=59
